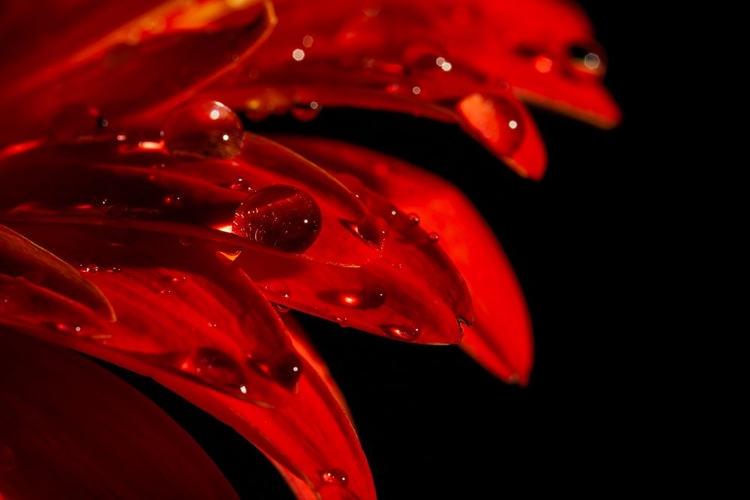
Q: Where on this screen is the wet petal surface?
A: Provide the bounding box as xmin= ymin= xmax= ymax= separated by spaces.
xmin=272 ymin=135 xmax=532 ymax=384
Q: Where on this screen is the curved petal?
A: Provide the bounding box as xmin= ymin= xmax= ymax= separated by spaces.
xmin=0 ymin=133 xmax=469 ymax=344
xmin=0 ymin=224 xmax=375 ymax=500
xmin=0 ymin=0 xmax=276 ymax=147
xmin=270 ymin=135 xmax=533 ymax=384
xmin=0 ymin=330 xmax=239 ymax=499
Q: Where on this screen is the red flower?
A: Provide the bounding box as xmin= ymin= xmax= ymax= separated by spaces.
xmin=0 ymin=1 xmax=620 ymax=498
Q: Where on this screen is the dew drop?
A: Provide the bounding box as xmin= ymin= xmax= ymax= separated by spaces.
xmin=290 ymin=101 xmax=321 ymax=122
xmin=232 ymin=185 xmax=322 ymax=253
xmin=357 ymin=214 xmax=389 ymax=248
xmin=228 ymin=178 xmax=252 ymax=191
xmin=263 ymin=279 xmax=290 ymax=299
xmin=82 ymin=263 xmax=99 ymax=273
xmin=382 ymin=324 xmax=421 ymax=341
xmin=407 ymin=213 xmax=420 ymax=225
xmin=49 ymin=103 xmax=107 ymax=141
xmin=274 ymin=302 xmax=290 ymax=313
xmin=250 ymin=351 xmax=303 ymax=391
xmin=162 ymin=99 xmax=244 ymax=160
xmin=178 ymin=347 xmax=246 ymax=392
xmin=320 ymin=468 xmax=349 ymax=488
xmin=338 ymin=284 xmax=387 ymax=309
xmin=428 ymin=232 xmax=439 ymax=243
xmin=457 ymin=93 xmax=526 ymax=157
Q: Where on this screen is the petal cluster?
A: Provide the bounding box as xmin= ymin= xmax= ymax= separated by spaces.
xmin=0 ymin=1 xmax=619 ymax=498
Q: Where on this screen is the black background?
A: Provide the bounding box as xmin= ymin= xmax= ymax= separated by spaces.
xmin=112 ymin=2 xmax=651 ymax=498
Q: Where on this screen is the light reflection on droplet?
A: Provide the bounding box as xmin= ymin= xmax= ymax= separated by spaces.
xmin=292 ymin=48 xmax=305 ymax=61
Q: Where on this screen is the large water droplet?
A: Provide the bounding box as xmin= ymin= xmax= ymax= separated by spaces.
xmin=382 ymin=324 xmax=421 ymax=342
xmin=178 ymin=347 xmax=247 ymax=393
xmin=357 ymin=214 xmax=389 ymax=248
xmin=49 ymin=103 xmax=107 ymax=141
xmin=163 ymin=99 xmax=244 ymax=160
xmin=250 ymin=351 xmax=303 ymax=391
xmin=457 ymin=93 xmax=526 ymax=157
xmin=232 ymin=185 xmax=322 ymax=253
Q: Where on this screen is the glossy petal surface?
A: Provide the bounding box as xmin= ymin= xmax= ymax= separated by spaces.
xmin=272 ymin=135 xmax=532 ymax=384
xmin=0 ymin=331 xmax=239 ymax=499
xmin=0 ymin=0 xmax=275 ymax=147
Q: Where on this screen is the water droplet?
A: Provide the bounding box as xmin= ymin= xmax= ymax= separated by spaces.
xmin=50 ymin=323 xmax=84 ymax=335
xmin=232 ymin=185 xmax=322 ymax=253
xmin=178 ymin=347 xmax=246 ymax=392
xmin=263 ymin=279 xmax=290 ymax=299
xmin=250 ymin=351 xmax=303 ymax=391
xmin=274 ymin=302 xmax=290 ymax=313
xmin=290 ymin=101 xmax=321 ymax=122
xmin=357 ymin=215 xmax=389 ymax=248
xmin=80 ymin=263 xmax=99 ymax=273
xmin=49 ymin=103 xmax=106 ymax=141
xmin=457 ymin=93 xmax=526 ymax=157
xmin=382 ymin=324 xmax=421 ymax=341
xmin=338 ymin=284 xmax=387 ymax=309
xmin=320 ymin=468 xmax=349 ymax=488
xmin=162 ymin=194 xmax=183 ymax=206
xmin=407 ymin=213 xmax=420 ymax=225
xmin=228 ymin=178 xmax=252 ymax=191
xmin=163 ymin=99 xmax=244 ymax=160
xmin=428 ymin=232 xmax=439 ymax=243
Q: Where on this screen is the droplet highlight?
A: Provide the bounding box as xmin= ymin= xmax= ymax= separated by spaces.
xmin=338 ymin=284 xmax=387 ymax=309
xmin=320 ymin=468 xmax=349 ymax=488
xmin=163 ymin=99 xmax=244 ymax=159
xmin=232 ymin=185 xmax=322 ymax=253
xmin=382 ymin=324 xmax=421 ymax=342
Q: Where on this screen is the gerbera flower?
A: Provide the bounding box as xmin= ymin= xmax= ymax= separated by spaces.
xmin=0 ymin=0 xmax=621 ymax=498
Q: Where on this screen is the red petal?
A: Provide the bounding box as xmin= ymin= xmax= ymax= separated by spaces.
xmin=1 ymin=134 xmax=467 ymax=344
xmin=0 ymin=1 xmax=275 ymax=147
xmin=270 ymin=136 xmax=533 ymax=384
xmin=0 ymin=224 xmax=376 ymax=499
xmin=0 ymin=330 xmax=239 ymax=499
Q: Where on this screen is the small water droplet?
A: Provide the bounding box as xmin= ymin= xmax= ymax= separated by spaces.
xmin=382 ymin=324 xmax=421 ymax=341
xmin=162 ymin=194 xmax=183 ymax=206
xmin=338 ymin=284 xmax=387 ymax=309
xmin=80 ymin=263 xmax=99 ymax=273
xmin=274 ymin=302 xmax=290 ymax=313
xmin=51 ymin=323 xmax=84 ymax=335
xmin=250 ymin=351 xmax=303 ymax=391
xmin=290 ymin=101 xmax=321 ymax=122
xmin=428 ymin=232 xmax=439 ymax=243
xmin=264 ymin=280 xmax=290 ymax=299
xmin=357 ymin=214 xmax=389 ymax=248
xmin=407 ymin=213 xmax=420 ymax=225
xmin=163 ymin=99 xmax=244 ymax=159
xmin=178 ymin=347 xmax=246 ymax=392
xmin=320 ymin=468 xmax=349 ymax=488
xmin=457 ymin=93 xmax=526 ymax=157
xmin=228 ymin=178 xmax=252 ymax=191
xmin=49 ymin=103 xmax=106 ymax=141
xmin=233 ymin=185 xmax=322 ymax=253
